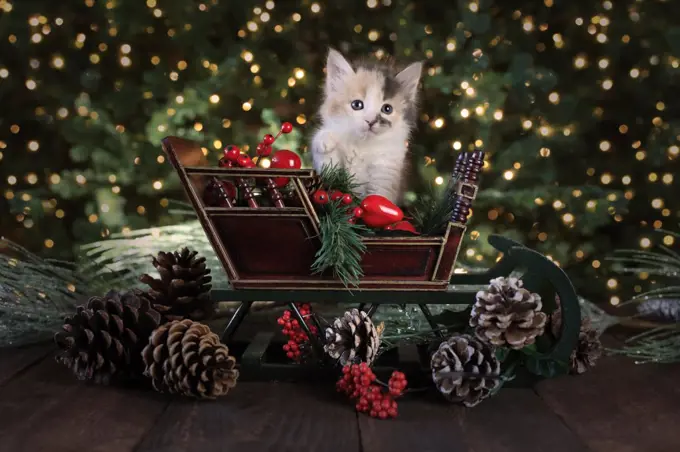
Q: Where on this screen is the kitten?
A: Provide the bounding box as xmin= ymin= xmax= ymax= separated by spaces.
xmin=310 ymin=48 xmax=423 ymax=203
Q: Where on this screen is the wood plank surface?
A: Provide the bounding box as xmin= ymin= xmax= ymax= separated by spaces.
xmin=358 ymin=389 xmax=587 ymax=452
xmin=0 ymin=342 xmax=52 ymax=386
xmin=536 ymin=355 xmax=680 ymax=452
xmin=0 ymin=353 xmax=168 ymax=452
xmin=136 ymin=382 xmax=361 ymax=452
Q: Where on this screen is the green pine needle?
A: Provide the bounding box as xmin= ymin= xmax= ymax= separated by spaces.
xmin=410 ymin=174 xmax=460 ymax=236
xmin=318 ymin=162 xmax=362 ymax=196
xmin=311 ymin=199 xmax=367 ymax=287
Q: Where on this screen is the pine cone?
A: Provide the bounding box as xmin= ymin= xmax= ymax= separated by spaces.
xmin=142 ymin=319 xmax=239 ymax=399
xmin=324 ymin=309 xmax=381 ymax=366
xmin=54 ymin=290 xmax=162 ymax=384
xmin=551 ymin=304 xmax=602 ymax=375
xmin=430 ymin=334 xmax=501 ymax=407
xmin=470 ymin=276 xmax=547 ymax=349
xmin=139 ymin=248 xmax=214 ymax=321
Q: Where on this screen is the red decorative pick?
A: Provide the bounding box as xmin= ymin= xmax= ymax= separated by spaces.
xmin=385 ymin=220 xmax=419 ymax=234
xmin=360 ymin=195 xmax=404 ymax=228
xmin=256 ymin=122 xmax=295 ymax=157
xmin=271 ymin=149 xmax=302 ymax=187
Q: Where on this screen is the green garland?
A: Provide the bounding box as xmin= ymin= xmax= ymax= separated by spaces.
xmin=311 ymin=200 xmax=368 ymax=287
xmin=310 ymin=164 xmax=367 ymax=287
xmin=409 ymin=174 xmax=459 ymax=236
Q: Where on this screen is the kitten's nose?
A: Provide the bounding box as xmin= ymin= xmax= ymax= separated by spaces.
xmin=365 ymin=119 xmax=378 ymax=128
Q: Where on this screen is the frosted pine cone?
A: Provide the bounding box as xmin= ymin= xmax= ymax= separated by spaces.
xmin=470 ymin=276 xmax=547 ymax=349
xmin=430 ymin=334 xmax=501 ymax=407
xmin=324 ymin=309 xmax=381 ymax=366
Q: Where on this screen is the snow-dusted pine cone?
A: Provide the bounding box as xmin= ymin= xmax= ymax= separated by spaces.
xmin=470 ymin=276 xmax=547 ymax=349
xmin=430 ymin=334 xmax=501 ymax=407
xmin=324 ymin=309 xmax=381 ymax=366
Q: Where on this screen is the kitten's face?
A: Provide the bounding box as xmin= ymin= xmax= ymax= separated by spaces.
xmin=320 ymin=49 xmax=423 ymax=140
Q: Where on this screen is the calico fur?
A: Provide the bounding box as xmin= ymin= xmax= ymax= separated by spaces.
xmin=310 ymin=48 xmax=423 ymax=203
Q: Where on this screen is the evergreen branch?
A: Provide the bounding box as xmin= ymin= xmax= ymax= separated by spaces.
xmin=311 ymin=199 xmax=367 ymax=287
xmin=318 ymin=162 xmax=362 ymax=195
xmin=409 ymin=175 xmax=459 ymax=236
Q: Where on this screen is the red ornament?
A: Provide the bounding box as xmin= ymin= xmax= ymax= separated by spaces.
xmin=223 ymin=145 xmax=241 ymax=161
xmin=237 ymin=154 xmax=256 ymax=168
xmin=313 ymin=189 xmax=329 ymax=205
xmin=281 ymin=122 xmax=293 ymax=134
xmin=271 ymin=149 xmax=302 ymax=187
xmin=263 ymin=134 xmax=276 ymax=145
xmin=341 ymin=193 xmax=353 ymax=205
xmin=256 ymin=143 xmax=272 ymax=157
xmin=385 ymin=220 xmax=419 ymax=234
xmin=330 ymin=190 xmax=344 ymax=202
xmin=360 ymin=195 xmax=404 ymax=228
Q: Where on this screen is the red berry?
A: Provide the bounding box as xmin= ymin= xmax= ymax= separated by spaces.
xmin=313 ymin=189 xmax=329 ymax=204
xmin=281 ymin=122 xmax=293 ymax=134
xmin=388 ymin=408 xmax=398 ymax=418
xmin=342 ymin=193 xmax=353 ymax=205
xmin=381 ymin=398 xmax=392 ymax=409
xmin=218 ymin=157 xmax=233 ymax=168
xmin=378 ymin=410 xmax=388 ymax=419
xmin=256 ymin=143 xmax=272 ymax=156
xmin=223 ymin=145 xmax=241 ymax=161
xmin=370 ymin=410 xmax=377 ymax=417
xmin=352 ymin=207 xmax=364 ymax=218
xmin=263 ymin=134 xmax=276 ymax=145
xmin=237 ymin=154 xmax=255 ymax=168
xmin=286 ymin=351 xmax=294 ymax=359
xmin=277 ymin=318 xmax=285 ymax=325
xmin=348 ymin=217 xmax=357 ymax=224
xmin=330 ymin=190 xmax=344 ymax=201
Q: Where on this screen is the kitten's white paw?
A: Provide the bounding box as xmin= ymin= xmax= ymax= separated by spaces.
xmin=320 ymin=131 xmax=339 ymax=154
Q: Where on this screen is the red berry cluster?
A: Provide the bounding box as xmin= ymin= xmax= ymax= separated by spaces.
xmin=217 ymin=122 xmax=294 ymax=168
xmin=312 ymin=189 xmax=353 ymax=206
xmin=388 ymin=371 xmax=408 ymax=397
xmin=277 ymin=303 xmax=318 ymax=362
xmin=336 ymin=363 xmax=408 ymax=420
xmin=312 ymin=189 xmax=365 ymax=224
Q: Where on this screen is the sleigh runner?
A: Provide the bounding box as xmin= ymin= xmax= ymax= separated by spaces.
xmin=162 ymin=135 xmax=582 ymax=383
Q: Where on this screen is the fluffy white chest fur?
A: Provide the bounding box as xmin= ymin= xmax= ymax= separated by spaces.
xmin=310 ymin=48 xmax=422 ymax=203
xmin=311 ymin=126 xmax=410 ymax=202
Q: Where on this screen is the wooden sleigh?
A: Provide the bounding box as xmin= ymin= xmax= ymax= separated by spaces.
xmin=162 ymin=136 xmax=582 ymax=383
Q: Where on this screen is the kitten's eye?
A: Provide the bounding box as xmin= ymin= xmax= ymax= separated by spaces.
xmin=350 ymin=100 xmax=364 ymax=111
xmin=381 ymin=104 xmax=393 ymax=114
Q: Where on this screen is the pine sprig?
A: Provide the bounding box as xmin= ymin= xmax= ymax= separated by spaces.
xmin=311 ymin=200 xmax=367 ymax=287
xmin=410 ymin=174 xmax=460 ymax=236
xmin=319 ymin=162 xmax=362 ymax=196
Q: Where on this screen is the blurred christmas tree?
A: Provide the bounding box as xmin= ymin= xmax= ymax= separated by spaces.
xmin=0 ymin=0 xmax=678 ymax=301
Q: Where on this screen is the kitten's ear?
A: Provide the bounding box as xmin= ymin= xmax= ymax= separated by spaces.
xmin=396 ymin=61 xmax=423 ymax=99
xmin=325 ymin=48 xmax=354 ymax=94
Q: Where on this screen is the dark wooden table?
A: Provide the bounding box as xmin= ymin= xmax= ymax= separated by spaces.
xmin=1 ymin=342 xmax=679 ymax=452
